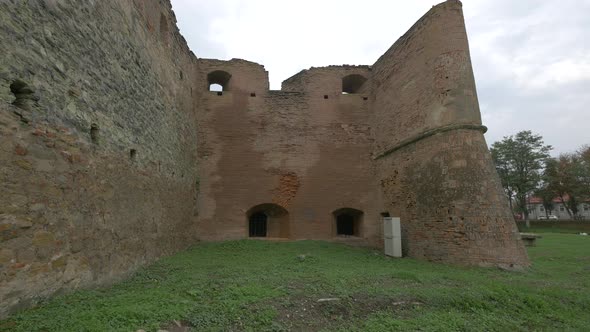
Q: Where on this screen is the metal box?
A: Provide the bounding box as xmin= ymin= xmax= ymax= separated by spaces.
xmin=383 ymin=217 xmax=402 ymax=257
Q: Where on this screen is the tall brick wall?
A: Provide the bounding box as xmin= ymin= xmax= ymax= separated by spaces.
xmin=370 ymin=0 xmax=529 ymax=268
xmin=0 ymin=0 xmax=199 ymax=316
xmin=196 ymin=61 xmax=379 ymax=243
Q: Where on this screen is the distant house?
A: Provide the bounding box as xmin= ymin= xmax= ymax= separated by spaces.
xmin=527 ymin=195 xmax=590 ymax=220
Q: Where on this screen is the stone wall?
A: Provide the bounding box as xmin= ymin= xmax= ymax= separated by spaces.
xmin=370 ymin=0 xmax=529 ymax=268
xmin=0 ymin=0 xmax=199 ymax=317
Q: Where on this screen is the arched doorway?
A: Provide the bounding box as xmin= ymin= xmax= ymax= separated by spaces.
xmin=337 ymin=213 xmax=355 ymax=235
xmin=249 ymin=212 xmax=267 ymax=237
xmin=333 ymin=208 xmax=363 ymax=237
xmin=247 ymin=203 xmax=289 ymax=238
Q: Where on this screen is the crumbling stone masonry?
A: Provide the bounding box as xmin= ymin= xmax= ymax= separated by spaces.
xmin=0 ymin=0 xmax=529 ymax=317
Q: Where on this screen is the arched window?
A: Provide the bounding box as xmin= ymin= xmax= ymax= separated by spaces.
xmin=247 ymin=203 xmax=289 ymax=238
xmin=207 ymin=70 xmax=231 ymax=92
xmin=333 ymin=208 xmax=363 ymax=237
xmin=342 ymin=74 xmax=367 ymax=94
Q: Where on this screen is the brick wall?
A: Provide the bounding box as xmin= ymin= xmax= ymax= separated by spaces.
xmin=0 ymin=0 xmax=199 ymax=317
xmin=370 ymin=0 xmax=529 ymax=268
xmin=196 ymin=62 xmax=378 ymax=243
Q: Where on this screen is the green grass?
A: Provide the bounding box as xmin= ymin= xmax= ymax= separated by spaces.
xmin=518 ymin=221 xmax=590 ymax=234
xmin=2 ymin=233 xmax=590 ymax=332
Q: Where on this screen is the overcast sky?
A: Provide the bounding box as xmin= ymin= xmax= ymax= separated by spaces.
xmin=170 ymin=0 xmax=589 ymax=155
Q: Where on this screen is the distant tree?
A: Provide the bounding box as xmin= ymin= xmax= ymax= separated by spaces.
xmin=579 ymin=145 xmax=590 ymax=197
xmin=534 ymin=185 xmax=555 ymax=218
xmin=544 ymin=147 xmax=590 ymax=219
xmin=543 ymin=158 xmax=569 ymax=217
xmin=491 ymin=131 xmax=552 ymax=227
xmin=491 ymin=145 xmax=517 ymax=211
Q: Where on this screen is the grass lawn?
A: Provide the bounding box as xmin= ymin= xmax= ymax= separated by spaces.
xmin=1 ymin=230 xmax=589 ymax=331
xmin=518 ymin=221 xmax=590 ymax=234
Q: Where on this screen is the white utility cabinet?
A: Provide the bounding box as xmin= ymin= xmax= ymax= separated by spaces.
xmin=383 ymin=217 xmax=402 ymax=257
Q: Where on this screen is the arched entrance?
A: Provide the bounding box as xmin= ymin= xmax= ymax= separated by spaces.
xmin=246 ymin=203 xmax=289 ymax=238
xmin=333 ymin=208 xmax=363 ymax=237
xmin=249 ymin=212 xmax=267 ymax=237
xmin=337 ymin=213 xmax=355 ymax=235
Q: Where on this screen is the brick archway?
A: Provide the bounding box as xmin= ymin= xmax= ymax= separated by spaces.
xmin=246 ymin=203 xmax=289 ymax=238
xmin=332 ymin=208 xmax=363 ymax=237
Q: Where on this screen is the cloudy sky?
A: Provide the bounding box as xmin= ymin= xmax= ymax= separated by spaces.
xmin=170 ymin=0 xmax=589 ymax=155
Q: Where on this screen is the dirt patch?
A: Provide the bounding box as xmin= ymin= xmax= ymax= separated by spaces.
xmin=272 ymin=294 xmax=423 ymax=331
xmin=160 ymin=320 xmax=191 ymax=332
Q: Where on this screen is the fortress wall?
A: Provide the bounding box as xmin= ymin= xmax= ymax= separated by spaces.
xmin=281 ymin=66 xmax=371 ymax=97
xmin=0 ymin=0 xmax=199 ymax=316
xmin=285 ymin=68 xmax=376 ymax=242
xmin=198 ymin=58 xmax=269 ymax=94
xmin=196 ymin=64 xmax=379 ymax=243
xmin=370 ymin=1 xmax=529 ymax=267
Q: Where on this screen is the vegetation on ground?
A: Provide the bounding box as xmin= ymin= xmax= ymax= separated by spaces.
xmin=1 ymin=229 xmax=589 ymax=331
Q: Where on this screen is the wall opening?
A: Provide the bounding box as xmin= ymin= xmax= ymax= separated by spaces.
xmin=342 ymin=74 xmax=367 ymax=94
xmin=333 ymin=208 xmax=363 ymax=237
xmin=249 ymin=212 xmax=267 ymax=237
xmin=90 ymin=123 xmax=99 ymax=144
xmin=247 ymin=203 xmax=289 ymax=238
xmin=10 ymin=80 xmax=36 ymax=111
xmin=130 ymin=149 xmax=137 ymax=161
xmin=209 ymin=84 xmax=223 ymax=92
xmin=380 ymin=212 xmax=390 ymax=218
xmin=207 ymin=70 xmax=231 ymax=92
xmin=250 ymin=92 xmax=256 ymax=97
xmin=324 ymin=95 xmax=329 ymax=99
xmin=337 ymin=214 xmax=354 ymax=235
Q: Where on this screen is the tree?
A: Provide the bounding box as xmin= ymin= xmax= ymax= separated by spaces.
xmin=491 ymin=131 xmax=552 ymax=227
xmin=544 ymin=147 xmax=590 ymax=219
xmin=578 ymin=145 xmax=590 ymax=197
xmin=534 ymin=185 xmax=555 ymax=218
xmin=492 ymin=145 xmax=517 ymax=211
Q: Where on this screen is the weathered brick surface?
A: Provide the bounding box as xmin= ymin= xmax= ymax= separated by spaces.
xmin=0 ymin=0 xmax=199 ymax=317
xmin=196 ymin=61 xmax=377 ymax=242
xmin=370 ymin=0 xmax=529 ymax=267
xmin=0 ymin=0 xmax=529 ymax=318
